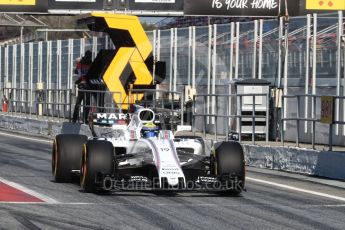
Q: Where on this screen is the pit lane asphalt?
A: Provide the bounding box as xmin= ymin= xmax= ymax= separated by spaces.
xmin=1 ymin=132 xmax=345 ymax=230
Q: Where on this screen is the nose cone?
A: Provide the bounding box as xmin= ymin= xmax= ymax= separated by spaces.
xmin=167 ymin=177 xmax=179 ymax=186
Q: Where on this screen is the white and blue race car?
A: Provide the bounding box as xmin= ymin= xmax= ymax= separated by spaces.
xmin=52 ymin=108 xmax=245 ymax=195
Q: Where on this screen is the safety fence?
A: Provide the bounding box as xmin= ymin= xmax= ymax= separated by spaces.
xmin=3 ymin=86 xmax=345 ymax=149
xmin=1 ymin=87 xmax=271 ymax=141
xmin=2 ymin=88 xmax=72 ymax=121
xmin=74 ymin=88 xmax=185 ymax=131
xmin=0 ymin=13 xmax=343 ymax=91
xmin=0 ymin=12 xmax=344 ymax=146
xmin=282 ymin=94 xmax=345 ymax=150
xmin=0 ymin=88 xmax=185 ymax=127
xmin=192 ymin=92 xmax=270 ymax=145
xmin=129 ymin=89 xmax=184 ymax=131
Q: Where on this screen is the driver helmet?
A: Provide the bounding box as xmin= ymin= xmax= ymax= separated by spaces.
xmin=141 ymin=122 xmax=159 ymax=138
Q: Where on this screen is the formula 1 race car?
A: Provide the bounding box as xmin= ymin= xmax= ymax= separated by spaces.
xmin=52 ymin=108 xmax=245 ymax=195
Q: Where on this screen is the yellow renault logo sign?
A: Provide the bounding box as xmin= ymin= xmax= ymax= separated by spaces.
xmin=90 ymin=13 xmax=153 ymax=109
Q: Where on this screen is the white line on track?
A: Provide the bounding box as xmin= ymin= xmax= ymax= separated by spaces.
xmin=0 ymin=132 xmax=52 ymax=144
xmin=247 ymin=177 xmax=345 ymax=202
xmin=0 ymin=177 xmax=59 ymax=204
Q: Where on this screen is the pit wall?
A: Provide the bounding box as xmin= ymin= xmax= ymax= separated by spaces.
xmin=1 ymin=114 xmax=344 ymax=181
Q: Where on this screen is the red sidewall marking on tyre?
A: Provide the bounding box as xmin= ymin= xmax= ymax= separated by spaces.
xmin=0 ymin=182 xmax=44 ymax=203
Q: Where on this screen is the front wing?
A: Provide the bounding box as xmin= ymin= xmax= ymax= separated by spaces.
xmin=93 ymin=154 xmax=244 ymax=192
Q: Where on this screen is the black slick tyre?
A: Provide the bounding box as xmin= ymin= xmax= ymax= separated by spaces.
xmin=80 ymin=140 xmax=114 ymax=193
xmin=213 ymin=141 xmax=245 ymax=195
xmin=52 ymin=134 xmax=87 ymax=182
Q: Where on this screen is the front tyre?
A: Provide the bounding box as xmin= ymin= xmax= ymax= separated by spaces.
xmin=80 ymin=140 xmax=114 ymax=193
xmin=213 ymin=141 xmax=245 ymax=195
xmin=52 ymin=134 xmax=87 ymax=182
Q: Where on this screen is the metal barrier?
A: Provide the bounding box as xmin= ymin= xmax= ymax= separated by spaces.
xmin=1 ymin=13 xmax=343 ymax=97
xmin=2 ymin=88 xmax=32 ymax=116
xmin=9 ymin=85 xmax=345 ymax=150
xmin=129 ymin=89 xmax=184 ymax=131
xmin=1 ymin=88 xmax=72 ymax=121
xmin=1 ymin=87 xmax=185 ymax=126
xmin=38 ymin=89 xmax=72 ymax=121
xmin=71 ymin=88 xmax=184 ymax=130
xmin=281 ymin=94 xmax=345 ymax=150
xmin=192 ymin=92 xmax=270 ymax=144
xmin=75 ymin=89 xmax=122 ymax=123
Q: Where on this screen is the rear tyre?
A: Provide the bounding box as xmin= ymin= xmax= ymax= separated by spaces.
xmin=213 ymin=141 xmax=245 ymax=195
xmin=80 ymin=140 xmax=114 ymax=193
xmin=52 ymin=134 xmax=87 ymax=182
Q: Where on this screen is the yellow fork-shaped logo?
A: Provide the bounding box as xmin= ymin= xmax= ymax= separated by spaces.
xmin=91 ymin=13 xmax=153 ymax=109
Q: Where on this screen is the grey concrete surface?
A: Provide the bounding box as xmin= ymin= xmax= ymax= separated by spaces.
xmin=0 ymin=132 xmax=345 ymax=229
